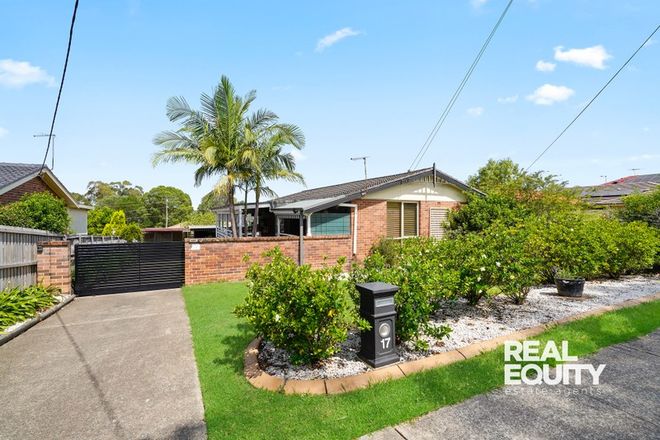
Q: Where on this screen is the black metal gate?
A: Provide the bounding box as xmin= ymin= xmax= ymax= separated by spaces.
xmin=74 ymin=242 xmax=184 ymax=295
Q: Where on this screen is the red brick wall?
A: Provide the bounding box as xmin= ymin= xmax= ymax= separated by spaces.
xmin=0 ymin=177 xmax=58 ymax=205
xmin=36 ymin=241 xmax=71 ymax=295
xmin=352 ymin=199 xmax=387 ymax=260
xmin=185 ymin=235 xmax=353 ymax=285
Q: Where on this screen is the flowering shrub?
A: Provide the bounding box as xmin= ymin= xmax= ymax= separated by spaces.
xmin=234 ymin=247 xmax=366 ymax=365
xmin=352 ymin=238 xmax=454 ymax=349
xmin=448 ymin=224 xmax=542 ymax=305
xmin=527 ymin=213 xmax=659 ymax=280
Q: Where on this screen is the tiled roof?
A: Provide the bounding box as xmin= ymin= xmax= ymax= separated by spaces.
xmin=0 ymin=163 xmax=43 ymax=189
xmin=576 ymin=173 xmax=659 ymax=205
xmin=271 ymin=167 xmax=477 ymax=207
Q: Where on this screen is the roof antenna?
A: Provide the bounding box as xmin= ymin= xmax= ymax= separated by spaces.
xmin=34 ymin=133 xmax=56 ymax=170
xmin=600 ymin=175 xmax=608 ymax=183
xmin=629 ymin=168 xmax=640 ymax=176
xmin=351 ymin=156 xmax=369 ymax=180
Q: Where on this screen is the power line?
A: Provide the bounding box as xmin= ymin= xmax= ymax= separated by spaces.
xmin=39 ymin=0 xmax=80 ymax=174
xmin=409 ymin=0 xmax=514 ymax=171
xmin=526 ymin=24 xmax=659 ymax=172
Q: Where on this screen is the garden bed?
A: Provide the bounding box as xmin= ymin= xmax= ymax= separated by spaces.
xmin=0 ymin=293 xmax=74 ymax=346
xmin=259 ymin=275 xmax=660 ymax=380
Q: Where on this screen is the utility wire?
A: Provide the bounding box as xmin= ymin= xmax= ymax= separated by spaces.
xmin=526 ymin=24 xmax=659 ymax=172
xmin=39 ymin=0 xmax=80 ymax=174
xmin=409 ymin=0 xmax=514 ymax=171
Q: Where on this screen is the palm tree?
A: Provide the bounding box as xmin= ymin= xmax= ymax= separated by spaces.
xmin=152 ymin=76 xmax=262 ymax=237
xmin=248 ymin=124 xmax=305 ymax=236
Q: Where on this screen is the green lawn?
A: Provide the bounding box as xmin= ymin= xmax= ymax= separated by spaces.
xmin=183 ymin=282 xmax=660 ymax=440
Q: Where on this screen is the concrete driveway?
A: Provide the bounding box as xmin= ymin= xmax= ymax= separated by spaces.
xmin=363 ymin=330 xmax=660 ymax=440
xmin=0 ymin=289 xmax=206 ymax=440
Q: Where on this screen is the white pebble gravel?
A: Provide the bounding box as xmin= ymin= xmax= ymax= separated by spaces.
xmin=259 ymin=275 xmax=659 ymax=380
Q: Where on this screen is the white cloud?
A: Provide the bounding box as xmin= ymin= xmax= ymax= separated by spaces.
xmin=0 ymin=59 xmax=55 ymax=88
xmin=0 ymin=127 xmax=7 ymax=138
xmin=467 ymin=106 xmax=484 ymax=117
xmin=535 ymin=60 xmax=556 ymax=72
xmin=526 ymin=84 xmax=575 ymax=105
xmin=553 ymin=45 xmax=612 ymax=69
xmin=643 ymin=38 xmax=656 ymax=47
xmin=315 ymin=27 xmax=362 ymax=52
xmin=471 ymin=0 xmax=488 ymax=8
xmin=497 ymin=95 xmax=519 ymax=104
xmin=291 ymin=150 xmax=307 ymax=161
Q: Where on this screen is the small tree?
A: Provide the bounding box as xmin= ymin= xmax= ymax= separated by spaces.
xmin=88 ymin=206 xmax=114 ymax=234
xmin=120 ymin=223 xmax=143 ymax=242
xmin=102 ymin=210 xmax=128 ymax=237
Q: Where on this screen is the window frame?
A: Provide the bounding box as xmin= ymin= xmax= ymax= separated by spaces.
xmin=386 ymin=201 xmax=419 ymax=239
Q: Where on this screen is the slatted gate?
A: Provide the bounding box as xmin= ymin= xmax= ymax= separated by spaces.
xmin=74 ymin=242 xmax=184 ymax=295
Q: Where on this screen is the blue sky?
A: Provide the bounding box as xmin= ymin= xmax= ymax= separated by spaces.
xmin=1 ymin=0 xmax=658 ymax=206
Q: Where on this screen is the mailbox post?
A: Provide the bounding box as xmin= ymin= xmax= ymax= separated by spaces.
xmin=357 ymin=282 xmax=399 ymax=368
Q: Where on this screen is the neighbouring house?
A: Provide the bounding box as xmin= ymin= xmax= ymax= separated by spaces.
xmin=143 ymin=224 xmax=216 ymax=242
xmin=213 ymin=167 xmax=482 ymax=261
xmin=576 ymin=173 xmax=659 ymax=209
xmin=0 ymin=162 xmax=91 ymax=233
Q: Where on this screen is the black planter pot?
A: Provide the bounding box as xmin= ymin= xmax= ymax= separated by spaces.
xmin=555 ymin=277 xmax=585 ymax=297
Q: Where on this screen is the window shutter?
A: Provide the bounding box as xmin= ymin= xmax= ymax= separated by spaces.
xmin=403 ymin=203 xmax=418 ymax=237
xmin=430 ymin=207 xmax=449 ymax=238
xmin=386 ymin=202 xmax=401 ymax=238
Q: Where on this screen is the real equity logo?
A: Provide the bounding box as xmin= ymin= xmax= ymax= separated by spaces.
xmin=504 ymin=340 xmax=606 ymax=386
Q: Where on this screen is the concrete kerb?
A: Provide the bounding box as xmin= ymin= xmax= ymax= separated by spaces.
xmin=0 ymin=295 xmax=75 ymax=347
xmin=243 ymin=292 xmax=660 ymax=395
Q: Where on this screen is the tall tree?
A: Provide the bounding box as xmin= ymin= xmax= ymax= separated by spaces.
xmin=248 ymin=123 xmax=305 ymax=236
xmin=143 ymin=186 xmax=193 ymax=227
xmin=153 ymin=75 xmax=301 ymax=237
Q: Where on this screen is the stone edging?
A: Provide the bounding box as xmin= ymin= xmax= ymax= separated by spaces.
xmin=0 ymin=295 xmax=75 ymax=347
xmin=244 ymin=292 xmax=660 ymax=395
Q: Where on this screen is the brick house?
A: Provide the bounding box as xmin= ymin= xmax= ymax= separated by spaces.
xmin=0 ymin=162 xmax=91 ymax=233
xmin=213 ymin=167 xmax=481 ymax=262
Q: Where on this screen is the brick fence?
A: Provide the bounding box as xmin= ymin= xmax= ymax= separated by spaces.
xmin=36 ymin=241 xmax=72 ymax=295
xmin=185 ymin=235 xmax=353 ymax=285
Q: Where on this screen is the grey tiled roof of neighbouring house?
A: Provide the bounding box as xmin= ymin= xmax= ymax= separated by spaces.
xmin=576 ymin=173 xmax=660 ymax=206
xmin=270 ymin=167 xmax=480 ymax=212
xmin=0 ymin=163 xmax=43 ymax=189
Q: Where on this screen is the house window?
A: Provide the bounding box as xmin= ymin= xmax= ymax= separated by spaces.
xmin=311 ymin=212 xmax=350 ymax=235
xmin=429 ymin=207 xmax=449 ymax=238
xmin=386 ymin=202 xmax=418 ymax=238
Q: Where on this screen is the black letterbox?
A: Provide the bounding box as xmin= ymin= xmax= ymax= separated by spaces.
xmin=356 ymin=282 xmax=399 ymax=368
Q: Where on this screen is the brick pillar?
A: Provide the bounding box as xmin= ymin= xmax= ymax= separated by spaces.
xmin=37 ymin=241 xmax=72 ymax=295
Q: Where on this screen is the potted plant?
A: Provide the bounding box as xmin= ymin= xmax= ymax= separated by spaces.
xmin=554 ymin=269 xmax=585 ymax=297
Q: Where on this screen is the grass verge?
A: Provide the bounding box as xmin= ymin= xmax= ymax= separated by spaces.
xmin=183 ymin=282 xmax=660 ymax=440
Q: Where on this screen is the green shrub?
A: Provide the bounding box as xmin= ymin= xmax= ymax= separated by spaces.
xmin=120 ymin=223 xmax=143 ymax=242
xmin=352 ymin=238 xmax=454 ymax=349
xmin=0 ymin=285 xmax=60 ymax=332
xmin=527 ymin=213 xmax=658 ymax=280
xmin=618 ymin=188 xmax=660 ymax=228
xmin=234 ymin=247 xmax=366 ymax=365
xmin=0 ymin=192 xmax=70 ymax=234
xmin=527 ymin=212 xmax=608 ymax=280
xmin=602 ymin=221 xmax=659 ymax=278
xmin=0 ymin=203 xmax=35 ymax=229
xmin=447 ymin=193 xmax=529 ymax=234
xmin=439 ymin=224 xmax=541 ymax=305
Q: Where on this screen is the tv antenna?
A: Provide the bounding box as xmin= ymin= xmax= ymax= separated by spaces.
xmin=629 ymin=168 xmax=640 ymax=176
xmin=600 ymin=175 xmax=608 ymax=183
xmin=351 ymin=156 xmax=369 ymax=180
xmin=34 ymin=133 xmax=56 ymax=169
